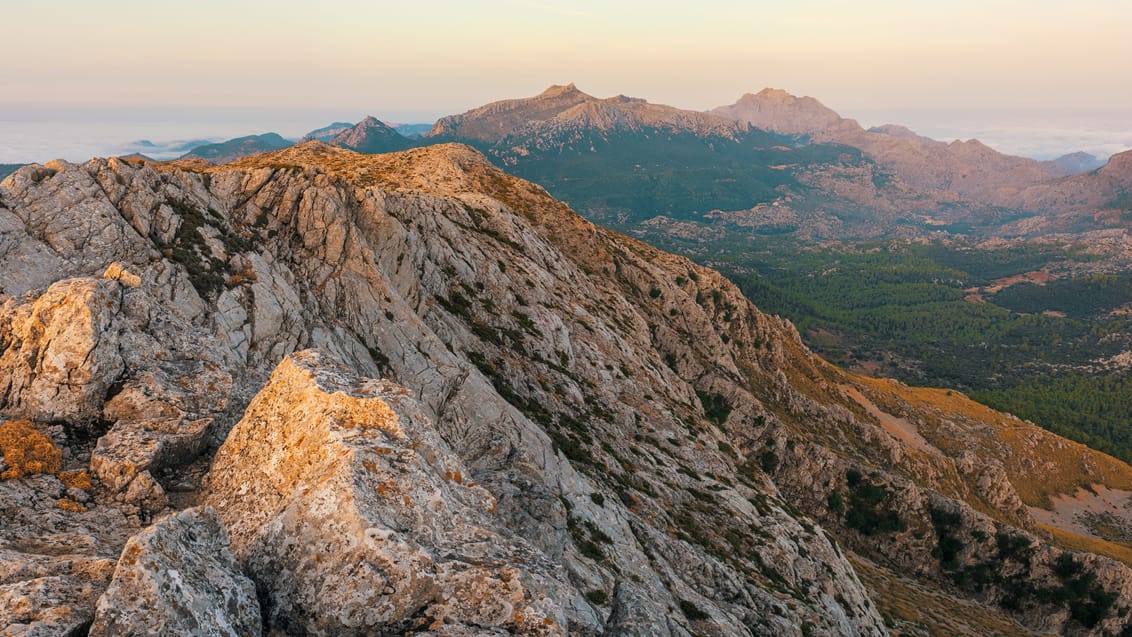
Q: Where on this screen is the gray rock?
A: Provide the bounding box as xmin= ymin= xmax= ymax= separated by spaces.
xmin=90 ymin=506 xmax=261 ymax=637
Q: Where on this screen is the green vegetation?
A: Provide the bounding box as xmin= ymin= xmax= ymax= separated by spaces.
xmin=993 ymin=273 xmax=1132 ymax=319
xmin=696 ymin=390 xmax=732 ymax=426
xmin=637 ymin=231 xmax=1132 ymax=463
xmin=972 ymin=374 xmax=1132 ymax=463
xmin=447 ymin=128 xmax=870 ymax=225
xmin=928 ymin=504 xmax=1119 ymax=629
xmin=843 ymin=469 xmax=904 ymax=536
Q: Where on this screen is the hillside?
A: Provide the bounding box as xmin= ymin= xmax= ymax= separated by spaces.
xmin=713 ymin=88 xmax=1072 ymax=201
xmin=179 ymin=132 xmax=294 ymax=163
xmin=326 ymin=115 xmax=414 ymax=153
xmin=4 ymin=145 xmax=1132 ymax=634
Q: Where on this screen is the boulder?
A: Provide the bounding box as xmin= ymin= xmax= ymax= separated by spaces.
xmin=206 ymin=350 xmax=577 ymax=636
xmin=89 ymin=507 xmax=260 ymax=637
xmin=0 ymin=278 xmax=124 ymax=427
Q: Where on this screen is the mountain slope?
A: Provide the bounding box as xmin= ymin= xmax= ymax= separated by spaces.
xmin=4 ymin=145 xmax=1132 ymax=634
xmin=712 ymin=89 xmax=1074 ymax=205
xmin=427 ymin=84 xmax=897 ymax=230
xmin=301 ymin=120 xmax=355 ymax=142
xmin=178 ymin=132 xmax=294 ymax=164
xmin=326 ymin=115 xmax=414 ymax=153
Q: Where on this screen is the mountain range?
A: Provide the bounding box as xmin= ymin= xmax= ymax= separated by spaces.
xmin=168 ymin=84 xmax=1131 ymax=240
xmin=5 ymin=86 xmax=1132 ymax=635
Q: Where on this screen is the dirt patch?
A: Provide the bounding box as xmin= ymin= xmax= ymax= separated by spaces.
xmin=840 ymin=384 xmax=933 ymax=453
xmin=1028 ymin=484 xmax=1132 ymax=543
xmin=983 ymin=270 xmax=1057 ymax=294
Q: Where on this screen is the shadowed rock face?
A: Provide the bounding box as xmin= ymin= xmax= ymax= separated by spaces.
xmin=89 ymin=506 xmax=261 ymax=637
xmin=4 ymin=143 xmax=1132 ymax=635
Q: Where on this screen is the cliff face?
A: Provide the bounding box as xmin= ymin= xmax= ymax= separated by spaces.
xmin=3 ymin=143 xmax=1132 ymax=635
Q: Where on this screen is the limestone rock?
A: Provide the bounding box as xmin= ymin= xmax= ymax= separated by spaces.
xmin=602 ymin=581 xmax=675 ymax=637
xmin=0 ymin=475 xmax=130 ymax=636
xmin=90 ymin=417 xmax=211 ymax=493
xmin=89 ymin=507 xmax=261 ymax=637
xmin=0 ymin=278 xmax=124 ymax=427
xmin=206 ymin=350 xmax=577 ymax=636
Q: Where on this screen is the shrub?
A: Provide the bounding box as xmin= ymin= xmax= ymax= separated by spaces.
xmin=844 ymin=472 xmax=904 ymax=536
xmin=696 ymin=390 xmax=732 ymax=426
xmin=679 ymin=599 xmax=710 ymax=621
xmin=0 ymin=420 xmax=61 ymax=479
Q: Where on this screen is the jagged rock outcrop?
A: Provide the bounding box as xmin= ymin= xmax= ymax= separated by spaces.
xmin=4 ymin=142 xmax=1132 ymax=635
xmin=89 ymin=506 xmax=260 ymax=637
xmin=0 ymin=278 xmax=124 ymax=426
xmin=206 ymin=350 xmax=580 ymax=635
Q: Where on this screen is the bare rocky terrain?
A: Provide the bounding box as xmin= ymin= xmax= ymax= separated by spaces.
xmin=4 ymin=143 xmax=1132 ymax=635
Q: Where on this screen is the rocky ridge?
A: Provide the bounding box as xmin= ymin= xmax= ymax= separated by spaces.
xmin=2 ymin=143 xmax=1132 ymax=634
xmin=429 ymin=83 xmax=749 ymax=147
xmin=711 ymin=88 xmax=1098 ymax=211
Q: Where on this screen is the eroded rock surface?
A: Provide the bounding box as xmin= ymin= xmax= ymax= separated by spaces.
xmin=89 ymin=506 xmax=260 ymax=637
xmin=206 ymin=350 xmax=576 ymax=636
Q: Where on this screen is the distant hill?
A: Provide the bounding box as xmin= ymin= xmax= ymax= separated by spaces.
xmin=326 ymin=117 xmax=414 ymax=154
xmin=301 ymin=122 xmax=355 ymax=143
xmin=0 ymin=164 xmax=25 ymax=180
xmin=392 ymin=123 xmax=432 ymax=138
xmin=179 ymin=133 xmax=294 ymax=164
xmin=1052 ymin=151 xmax=1105 ymax=174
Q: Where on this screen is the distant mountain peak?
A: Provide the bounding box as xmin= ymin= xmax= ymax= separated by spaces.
xmin=428 ymin=84 xmax=740 ymax=144
xmin=1051 ymin=151 xmax=1105 ymax=174
xmin=714 ymin=88 xmax=851 ymax=135
xmin=539 ymin=82 xmax=581 ymax=97
xmin=326 ymin=117 xmax=411 ymax=155
xmin=867 ymin=124 xmax=922 ymax=139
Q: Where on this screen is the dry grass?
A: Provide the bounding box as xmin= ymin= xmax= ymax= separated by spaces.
xmin=844 ymin=374 xmax=1132 ymax=509
xmin=851 ymin=555 xmax=1047 ymax=637
xmin=56 ymin=498 xmax=87 ymax=513
xmin=0 ymin=419 xmax=62 ymax=479
xmin=58 ymin=469 xmax=92 ymax=491
xmin=1038 ymin=522 xmax=1132 ymax=566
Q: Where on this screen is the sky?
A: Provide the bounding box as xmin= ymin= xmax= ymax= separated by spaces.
xmin=2 ymin=0 xmax=1131 ymax=162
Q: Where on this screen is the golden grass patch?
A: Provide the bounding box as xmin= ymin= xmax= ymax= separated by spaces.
xmin=0 ymin=419 xmax=62 ymax=480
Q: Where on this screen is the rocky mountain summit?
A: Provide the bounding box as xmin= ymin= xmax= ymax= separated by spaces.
xmin=428 ymin=83 xmax=749 ymax=147
xmin=4 ymin=143 xmax=1132 ymax=634
xmin=325 ymin=115 xmax=414 ymax=154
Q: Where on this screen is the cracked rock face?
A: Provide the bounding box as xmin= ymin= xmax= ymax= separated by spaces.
xmin=0 ymin=278 xmax=124 ymax=427
xmin=89 ymin=506 xmax=260 ymax=637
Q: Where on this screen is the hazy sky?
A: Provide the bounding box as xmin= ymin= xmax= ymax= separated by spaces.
xmin=2 ymin=0 xmax=1131 ymax=160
